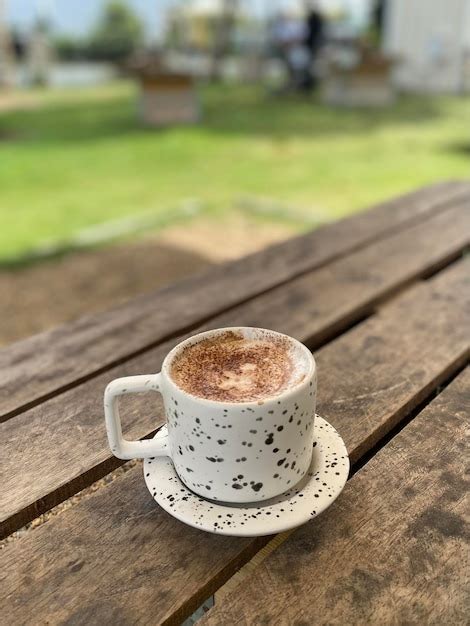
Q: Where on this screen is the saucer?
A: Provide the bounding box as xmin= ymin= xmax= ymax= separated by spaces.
xmin=143 ymin=416 xmax=349 ymax=537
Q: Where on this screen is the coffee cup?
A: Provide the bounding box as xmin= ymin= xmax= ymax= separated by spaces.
xmin=104 ymin=327 xmax=316 ymax=503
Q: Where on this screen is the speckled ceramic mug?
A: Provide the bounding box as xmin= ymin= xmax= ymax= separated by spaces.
xmin=104 ymin=327 xmax=317 ymax=503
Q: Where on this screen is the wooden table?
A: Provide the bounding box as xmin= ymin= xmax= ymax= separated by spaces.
xmin=1 ymin=181 xmax=469 ymax=625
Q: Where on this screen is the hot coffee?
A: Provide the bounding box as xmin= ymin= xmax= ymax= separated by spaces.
xmin=170 ymin=330 xmax=308 ymax=402
xmin=105 ymin=326 xmax=317 ymax=503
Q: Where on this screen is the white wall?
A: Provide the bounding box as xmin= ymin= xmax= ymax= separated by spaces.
xmin=384 ymin=0 xmax=470 ymax=93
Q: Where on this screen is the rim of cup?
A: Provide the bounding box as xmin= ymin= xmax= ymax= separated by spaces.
xmin=161 ymin=326 xmax=316 ymax=408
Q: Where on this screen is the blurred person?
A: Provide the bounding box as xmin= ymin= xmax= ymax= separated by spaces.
xmin=271 ymin=12 xmax=309 ymax=92
xmin=304 ymin=1 xmax=325 ymax=90
xmin=373 ymin=0 xmax=387 ymax=44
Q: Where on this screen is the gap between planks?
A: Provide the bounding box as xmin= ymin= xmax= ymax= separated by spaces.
xmin=2 ymin=356 xmax=467 ymax=623
xmin=0 ymin=298 xmax=374 ymax=549
xmin=1 ymin=213 xmax=470 ymax=540
xmin=213 ymin=358 xmax=470 ymax=608
xmin=201 ymin=370 xmax=470 ymax=625
xmin=1 ymin=183 xmax=469 ymax=424
xmin=0 ymin=259 xmax=468 ymax=626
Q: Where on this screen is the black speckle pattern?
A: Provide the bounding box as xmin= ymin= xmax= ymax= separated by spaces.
xmin=166 ymin=388 xmax=320 ymax=503
xmin=144 ymin=416 xmax=349 ymax=537
xmin=140 ymin=358 xmax=305 ymax=498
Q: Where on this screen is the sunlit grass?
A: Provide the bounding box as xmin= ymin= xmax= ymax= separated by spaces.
xmin=0 ymin=80 xmax=469 ymax=259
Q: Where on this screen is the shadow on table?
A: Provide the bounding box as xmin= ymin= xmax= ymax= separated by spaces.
xmin=0 ymin=240 xmax=214 ymax=346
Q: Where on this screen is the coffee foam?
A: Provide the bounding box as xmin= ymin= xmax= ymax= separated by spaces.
xmin=169 ymin=330 xmax=308 ymax=402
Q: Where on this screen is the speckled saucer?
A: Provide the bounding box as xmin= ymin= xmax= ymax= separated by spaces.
xmin=143 ymin=416 xmax=349 ymax=537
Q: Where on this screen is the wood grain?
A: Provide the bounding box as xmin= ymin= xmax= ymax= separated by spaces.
xmin=202 ymin=368 xmax=470 ymax=626
xmin=1 ymin=181 xmax=468 ymax=421
xmin=1 ymin=260 xmax=468 ymax=625
xmin=1 ymin=205 xmax=469 ymax=538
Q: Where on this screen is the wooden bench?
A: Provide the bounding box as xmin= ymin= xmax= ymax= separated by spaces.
xmin=1 ymin=181 xmax=469 ymax=624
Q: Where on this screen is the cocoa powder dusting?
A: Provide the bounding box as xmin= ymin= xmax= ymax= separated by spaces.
xmin=170 ymin=331 xmax=300 ymax=402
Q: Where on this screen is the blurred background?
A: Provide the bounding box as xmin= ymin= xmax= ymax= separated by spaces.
xmin=1 ymin=0 xmax=469 ymax=345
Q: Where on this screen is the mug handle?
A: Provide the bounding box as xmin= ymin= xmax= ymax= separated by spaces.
xmin=104 ymin=373 xmax=169 ymax=460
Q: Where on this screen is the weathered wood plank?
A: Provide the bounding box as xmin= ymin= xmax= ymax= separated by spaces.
xmin=1 ymin=206 xmax=469 ymax=537
xmin=1 ymin=260 xmax=468 ymax=625
xmin=1 ymin=181 xmax=468 ymax=421
xmin=202 ymin=368 xmax=470 ymax=626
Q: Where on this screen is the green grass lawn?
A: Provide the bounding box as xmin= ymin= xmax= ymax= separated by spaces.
xmin=1 ymin=80 xmax=469 ymax=261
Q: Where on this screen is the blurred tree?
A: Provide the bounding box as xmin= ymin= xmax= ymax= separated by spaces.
xmin=210 ymin=0 xmax=239 ymax=81
xmin=54 ymin=35 xmax=85 ymax=60
xmin=0 ymin=0 xmax=15 ymax=87
xmin=88 ymin=0 xmax=143 ymax=62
